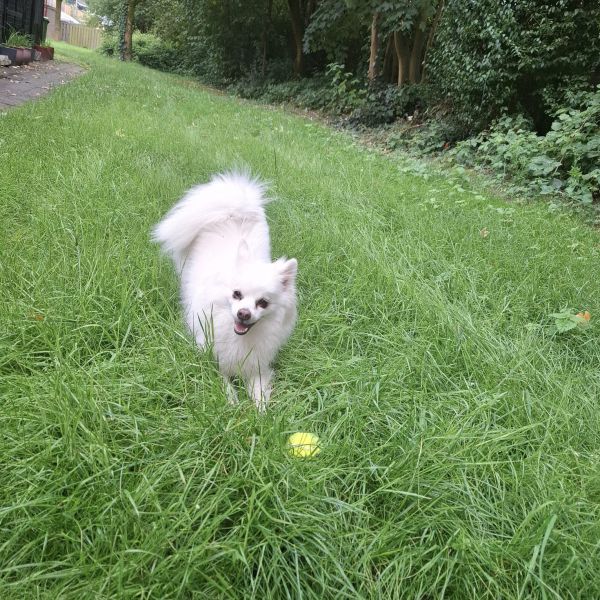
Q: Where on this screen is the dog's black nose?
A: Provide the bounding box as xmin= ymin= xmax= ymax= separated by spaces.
xmin=237 ymin=308 xmax=251 ymax=321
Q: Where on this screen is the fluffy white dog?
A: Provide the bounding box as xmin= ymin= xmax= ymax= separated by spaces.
xmin=153 ymin=172 xmax=298 ymax=411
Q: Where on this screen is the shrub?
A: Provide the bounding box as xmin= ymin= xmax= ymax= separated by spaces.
xmin=98 ymin=32 xmax=185 ymax=73
xmin=99 ymin=31 xmax=118 ymax=57
xmin=348 ymin=83 xmax=430 ymax=128
xmin=227 ymin=76 xmax=337 ymax=112
xmin=294 ymin=77 xmax=335 ymax=110
xmin=387 ymin=117 xmax=462 ymax=155
xmin=226 ymin=64 xmax=366 ymax=114
xmin=544 ymin=87 xmax=600 ymax=204
xmin=449 ymin=86 xmax=600 ymax=205
xmin=259 ymin=81 xmax=310 ymax=105
xmin=134 ymin=33 xmax=182 ymax=72
xmin=319 ymin=62 xmax=366 ymax=114
xmin=429 ymin=0 xmax=600 ymax=137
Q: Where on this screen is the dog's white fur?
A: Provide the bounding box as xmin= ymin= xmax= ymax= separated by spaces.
xmin=153 ymin=172 xmax=297 ymax=411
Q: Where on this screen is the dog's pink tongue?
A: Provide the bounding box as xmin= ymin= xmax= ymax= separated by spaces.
xmin=234 ymin=321 xmax=249 ymax=335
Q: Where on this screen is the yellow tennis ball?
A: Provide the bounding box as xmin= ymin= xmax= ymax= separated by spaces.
xmin=288 ymin=432 xmax=320 ymax=458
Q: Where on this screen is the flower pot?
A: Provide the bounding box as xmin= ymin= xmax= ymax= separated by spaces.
xmin=0 ymin=45 xmax=33 ymax=65
xmin=34 ymin=45 xmax=54 ymax=61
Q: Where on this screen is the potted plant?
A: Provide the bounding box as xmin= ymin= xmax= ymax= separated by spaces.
xmin=33 ymin=40 xmax=54 ymax=61
xmin=0 ymin=32 xmax=34 ymax=65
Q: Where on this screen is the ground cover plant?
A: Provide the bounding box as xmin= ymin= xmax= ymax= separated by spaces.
xmin=446 ymin=90 xmax=600 ymax=207
xmin=1 ymin=45 xmax=600 ymax=598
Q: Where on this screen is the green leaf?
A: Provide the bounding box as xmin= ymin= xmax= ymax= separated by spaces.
xmin=549 ymin=310 xmax=590 ymax=334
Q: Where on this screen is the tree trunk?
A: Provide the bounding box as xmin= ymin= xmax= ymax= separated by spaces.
xmin=287 ymin=0 xmax=305 ymax=76
xmin=123 ymin=0 xmax=135 ymax=61
xmin=368 ymin=11 xmax=380 ymax=80
xmin=53 ymin=0 xmax=62 ymax=41
xmin=394 ymin=31 xmax=410 ymax=87
xmin=408 ymin=22 xmax=426 ymax=84
xmin=381 ymin=35 xmax=394 ymax=83
xmin=390 ymin=38 xmax=398 ymax=84
xmin=261 ymin=0 xmax=273 ymax=77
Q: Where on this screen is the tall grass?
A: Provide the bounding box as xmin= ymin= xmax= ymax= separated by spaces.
xmin=1 ymin=44 xmax=599 ymax=598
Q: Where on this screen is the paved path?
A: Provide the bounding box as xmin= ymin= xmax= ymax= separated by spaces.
xmin=0 ymin=60 xmax=84 ymax=111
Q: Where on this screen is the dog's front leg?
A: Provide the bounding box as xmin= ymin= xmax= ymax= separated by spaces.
xmin=247 ymin=369 xmax=272 ymax=413
xmin=223 ymin=377 xmax=238 ymax=405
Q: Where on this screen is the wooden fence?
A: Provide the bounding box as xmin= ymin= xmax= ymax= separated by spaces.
xmin=60 ymin=22 xmax=101 ymax=50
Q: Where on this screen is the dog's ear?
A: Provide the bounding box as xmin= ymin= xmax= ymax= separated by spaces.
xmin=277 ymin=258 xmax=297 ymax=290
xmin=236 ymin=241 xmax=250 ymax=262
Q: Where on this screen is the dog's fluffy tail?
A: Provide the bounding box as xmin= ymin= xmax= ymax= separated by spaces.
xmin=152 ymin=171 xmax=269 ymax=269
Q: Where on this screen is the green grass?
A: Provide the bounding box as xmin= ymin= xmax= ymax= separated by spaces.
xmin=1 ymin=44 xmax=600 ymax=598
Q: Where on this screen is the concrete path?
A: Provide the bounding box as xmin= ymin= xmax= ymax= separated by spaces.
xmin=0 ymin=60 xmax=84 ymax=111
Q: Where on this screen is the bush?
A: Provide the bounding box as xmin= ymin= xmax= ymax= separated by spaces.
xmin=387 ymin=117 xmax=462 ymax=155
xmin=294 ymin=77 xmax=337 ymax=110
xmin=226 ymin=66 xmax=431 ymax=128
xmin=320 ymin=63 xmax=366 ymax=114
xmin=227 ymin=76 xmax=336 ymax=111
xmin=348 ymin=83 xmax=430 ymax=128
xmin=226 ymin=64 xmax=366 ymax=114
xmin=98 ymin=32 xmax=185 ymax=73
xmin=429 ymin=0 xmax=600 ymax=137
xmin=134 ymin=34 xmax=182 ymax=72
xmin=261 ymin=81 xmax=314 ymax=105
xmin=98 ymin=31 xmax=117 ymax=57
xmin=449 ymin=87 xmax=600 ymax=205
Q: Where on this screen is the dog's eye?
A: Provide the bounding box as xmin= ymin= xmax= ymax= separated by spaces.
xmin=256 ymin=298 xmax=269 ymax=309
xmin=232 ymin=290 xmax=243 ymax=300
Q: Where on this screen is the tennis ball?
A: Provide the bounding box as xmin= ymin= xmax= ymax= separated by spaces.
xmin=288 ymin=432 xmax=320 ymax=458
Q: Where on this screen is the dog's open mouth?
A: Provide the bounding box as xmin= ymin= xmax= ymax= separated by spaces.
xmin=233 ymin=320 xmax=254 ymax=335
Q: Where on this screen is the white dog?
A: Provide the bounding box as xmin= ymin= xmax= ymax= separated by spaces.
xmin=153 ymin=172 xmax=298 ymax=411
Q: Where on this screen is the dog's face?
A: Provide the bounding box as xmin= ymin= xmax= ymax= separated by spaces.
xmin=228 ymin=258 xmax=297 ymax=335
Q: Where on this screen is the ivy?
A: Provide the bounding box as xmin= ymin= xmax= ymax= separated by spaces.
xmin=118 ymin=0 xmax=127 ymax=61
xmin=428 ymin=0 xmax=600 ymax=136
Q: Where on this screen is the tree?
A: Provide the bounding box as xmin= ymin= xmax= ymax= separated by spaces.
xmin=378 ymin=0 xmax=441 ymax=86
xmin=304 ymin=0 xmax=373 ymax=73
xmin=87 ymin=0 xmax=123 ymax=27
xmin=305 ymin=0 xmax=441 ymax=86
xmin=180 ymin=0 xmax=291 ymax=83
xmin=122 ymin=0 xmax=138 ymax=60
xmin=368 ymin=10 xmax=379 ymax=80
xmin=53 ymin=0 xmax=62 ymax=41
xmin=261 ymin=0 xmax=274 ymax=76
xmin=287 ymin=0 xmax=318 ymax=76
xmin=88 ymin=0 xmax=150 ymax=59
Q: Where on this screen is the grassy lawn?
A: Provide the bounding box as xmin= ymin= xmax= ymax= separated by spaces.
xmin=2 ymin=44 xmax=600 ymax=598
